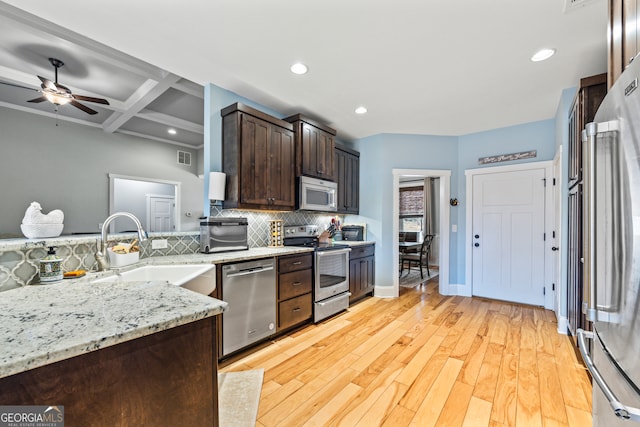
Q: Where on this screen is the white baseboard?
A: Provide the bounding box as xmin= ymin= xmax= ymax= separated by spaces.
xmin=445 ymin=283 xmax=471 ymax=297
xmin=374 ymin=286 xmax=397 ymax=299
xmin=557 ymin=315 xmax=568 ymax=335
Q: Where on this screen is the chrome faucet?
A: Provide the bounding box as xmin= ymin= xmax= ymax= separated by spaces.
xmin=95 ymin=212 xmax=148 ymax=271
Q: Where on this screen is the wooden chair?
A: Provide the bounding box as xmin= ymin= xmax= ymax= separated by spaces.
xmin=400 ymin=234 xmax=434 ymax=279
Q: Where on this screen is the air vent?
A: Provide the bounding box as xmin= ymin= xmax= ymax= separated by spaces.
xmin=177 ymin=150 xmax=191 ymax=166
xmin=564 ymin=0 xmax=598 ymax=13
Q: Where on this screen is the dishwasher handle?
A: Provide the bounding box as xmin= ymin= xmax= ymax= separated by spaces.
xmin=225 ymin=265 xmax=274 ymax=278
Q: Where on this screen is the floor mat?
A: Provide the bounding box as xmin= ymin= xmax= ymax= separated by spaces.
xmin=218 ymin=369 xmax=264 ymax=427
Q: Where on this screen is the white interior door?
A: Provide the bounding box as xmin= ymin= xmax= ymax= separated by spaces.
xmin=472 ymin=167 xmax=546 ymax=305
xmin=147 ymin=195 xmax=175 ymax=232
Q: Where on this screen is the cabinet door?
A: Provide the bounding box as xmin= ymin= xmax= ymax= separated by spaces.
xmin=301 ymin=123 xmax=335 ymax=180
xmin=346 ymin=153 xmax=360 ymax=214
xmin=363 ymin=255 xmax=375 ymax=295
xmin=567 ymin=184 xmax=585 ymax=341
xmin=240 ymin=114 xmax=271 ymax=206
xmin=335 ymin=149 xmax=360 ymax=214
xmin=268 ymin=125 xmax=295 ymax=209
xmin=349 ymin=258 xmax=361 ymax=303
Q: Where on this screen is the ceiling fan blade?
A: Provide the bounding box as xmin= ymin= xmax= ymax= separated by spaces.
xmin=0 ymin=81 xmax=40 ymax=92
xmin=27 ymin=96 xmax=47 ymax=103
xmin=37 ymin=76 xmax=57 ymax=91
xmin=70 ymin=99 xmax=98 ymax=115
xmin=72 ymin=94 xmax=110 ymax=105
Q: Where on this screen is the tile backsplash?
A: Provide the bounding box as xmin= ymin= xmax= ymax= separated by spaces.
xmin=0 ymin=209 xmax=343 ymax=292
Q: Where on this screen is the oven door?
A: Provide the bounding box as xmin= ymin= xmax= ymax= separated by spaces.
xmin=315 ymin=248 xmax=350 ymax=301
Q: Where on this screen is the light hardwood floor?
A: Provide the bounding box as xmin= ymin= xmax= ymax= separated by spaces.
xmin=220 ymin=279 xmax=592 ymax=426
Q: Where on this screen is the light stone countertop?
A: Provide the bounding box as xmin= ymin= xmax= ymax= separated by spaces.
xmin=0 ymin=279 xmax=227 ymax=379
xmin=0 ymin=245 xmax=315 ymax=379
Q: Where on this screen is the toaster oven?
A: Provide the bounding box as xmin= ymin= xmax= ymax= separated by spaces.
xmin=199 ymin=217 xmax=249 ymax=253
xmin=341 ymin=225 xmax=365 ymax=241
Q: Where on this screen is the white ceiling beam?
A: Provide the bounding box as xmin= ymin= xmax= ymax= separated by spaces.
xmin=103 ymin=73 xmax=181 ymax=133
xmin=137 ymin=109 xmax=203 ymax=134
xmin=172 ymin=80 xmax=204 ymax=99
xmin=0 ymin=100 xmax=103 ymax=128
xmin=116 ymin=129 xmax=203 ymax=150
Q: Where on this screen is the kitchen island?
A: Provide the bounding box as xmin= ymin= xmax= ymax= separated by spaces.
xmin=0 ymin=278 xmax=227 ymax=426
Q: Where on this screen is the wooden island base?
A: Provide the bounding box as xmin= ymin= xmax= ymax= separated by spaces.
xmin=0 ymin=317 xmax=218 ymax=427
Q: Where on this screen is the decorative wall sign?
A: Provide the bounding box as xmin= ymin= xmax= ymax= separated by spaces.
xmin=478 ymin=150 xmax=537 ymax=165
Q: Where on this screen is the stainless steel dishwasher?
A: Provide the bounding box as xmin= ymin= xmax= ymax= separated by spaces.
xmin=221 ymin=258 xmax=276 ymax=356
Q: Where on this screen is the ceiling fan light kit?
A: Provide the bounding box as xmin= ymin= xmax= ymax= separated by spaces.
xmin=0 ymin=57 xmax=109 ymax=115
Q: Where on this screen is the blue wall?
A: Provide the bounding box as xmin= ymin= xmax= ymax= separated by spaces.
xmin=354 ymin=134 xmax=458 ymax=287
xmin=203 ymin=82 xmax=562 ymax=298
xmin=354 ymin=120 xmax=557 ymax=290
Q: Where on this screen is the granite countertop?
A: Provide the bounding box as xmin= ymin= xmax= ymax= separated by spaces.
xmin=0 ymin=245 xmax=316 ymax=379
xmin=0 ymin=278 xmax=227 ymax=379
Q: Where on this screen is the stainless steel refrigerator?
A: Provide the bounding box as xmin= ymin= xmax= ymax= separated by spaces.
xmin=578 ymin=55 xmax=640 ymax=425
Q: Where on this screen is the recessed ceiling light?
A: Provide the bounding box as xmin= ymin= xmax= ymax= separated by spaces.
xmin=355 ymin=106 xmax=368 ymax=115
xmin=290 ymin=63 xmax=308 ymax=75
xmin=531 ymin=48 xmax=556 ymax=62
xmin=168 ymin=128 xmax=177 ymax=135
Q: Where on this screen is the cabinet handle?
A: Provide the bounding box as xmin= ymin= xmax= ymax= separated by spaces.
xmin=292 ymin=282 xmax=302 ymax=286
xmin=292 ymin=307 xmax=301 ymax=312
xmin=292 ymin=261 xmax=302 ymax=265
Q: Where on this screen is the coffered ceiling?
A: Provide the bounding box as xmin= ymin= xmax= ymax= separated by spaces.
xmin=0 ymin=3 xmax=204 ymax=149
xmin=0 ymin=0 xmax=607 ymax=142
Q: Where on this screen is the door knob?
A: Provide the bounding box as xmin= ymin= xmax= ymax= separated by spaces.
xmin=552 ymin=246 xmax=559 ymax=251
xmin=474 ymin=243 xmax=480 ymax=247
xmin=474 ymin=234 xmax=480 ymax=239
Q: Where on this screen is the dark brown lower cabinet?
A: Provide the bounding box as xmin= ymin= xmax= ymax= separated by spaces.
xmin=277 ymin=253 xmax=313 ymax=331
xmin=349 ymin=244 xmax=375 ymax=304
xmin=0 ymin=317 xmax=219 ymax=427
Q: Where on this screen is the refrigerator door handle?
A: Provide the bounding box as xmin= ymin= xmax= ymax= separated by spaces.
xmin=577 ymin=328 xmax=640 ymax=422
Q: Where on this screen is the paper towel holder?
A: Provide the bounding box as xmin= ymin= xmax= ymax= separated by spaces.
xmin=208 ymin=172 xmax=226 ymax=207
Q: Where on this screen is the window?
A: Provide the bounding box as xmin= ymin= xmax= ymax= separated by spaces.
xmin=400 ymin=186 xmax=424 ymax=231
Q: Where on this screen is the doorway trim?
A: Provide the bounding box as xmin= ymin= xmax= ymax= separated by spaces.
xmin=464 ymin=160 xmax=555 ymax=309
xmin=392 ymin=168 xmax=451 ymax=297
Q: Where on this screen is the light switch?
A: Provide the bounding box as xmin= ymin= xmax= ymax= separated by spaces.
xmin=451 ymin=224 xmax=458 ymax=233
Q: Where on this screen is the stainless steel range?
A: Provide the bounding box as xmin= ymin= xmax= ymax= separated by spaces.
xmin=284 ymin=225 xmax=351 ymax=322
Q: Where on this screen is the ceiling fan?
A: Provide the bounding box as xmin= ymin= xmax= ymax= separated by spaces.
xmin=1 ymin=57 xmax=109 ymax=115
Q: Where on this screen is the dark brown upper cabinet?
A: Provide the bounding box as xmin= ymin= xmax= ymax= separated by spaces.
xmin=284 ymin=114 xmax=336 ymax=181
xmin=335 ymin=143 xmax=360 ymax=214
xmin=222 ymin=103 xmax=295 ymax=211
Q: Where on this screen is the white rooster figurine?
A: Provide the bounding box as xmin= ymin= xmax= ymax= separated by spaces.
xmin=22 ymin=202 xmax=64 ymax=225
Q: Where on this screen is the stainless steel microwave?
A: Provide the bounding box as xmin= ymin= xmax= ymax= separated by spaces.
xmin=297 ymin=176 xmax=337 ymax=212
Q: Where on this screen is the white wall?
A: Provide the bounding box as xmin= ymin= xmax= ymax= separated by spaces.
xmin=0 ymin=107 xmax=203 ymax=236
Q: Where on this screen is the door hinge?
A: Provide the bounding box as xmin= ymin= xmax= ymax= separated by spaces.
xmin=552 ymin=283 xmax=555 ymax=291
xmin=553 ymin=178 xmax=556 ymax=186
xmin=543 ymin=178 xmax=547 ymax=187
xmin=543 ymin=233 xmax=546 ymax=241
xmin=543 ymin=287 xmax=546 ymax=295
xmin=552 ymin=230 xmax=556 ymax=239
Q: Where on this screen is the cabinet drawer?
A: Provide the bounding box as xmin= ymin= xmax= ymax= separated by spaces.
xmin=279 ymin=269 xmax=312 ymax=300
xmin=278 ymin=253 xmax=313 ymax=273
xmin=278 ymin=293 xmax=312 ymax=330
xmin=350 ymin=244 xmax=374 ymax=259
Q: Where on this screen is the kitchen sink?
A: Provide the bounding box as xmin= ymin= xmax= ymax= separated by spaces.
xmin=93 ymin=264 xmax=216 ymax=295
